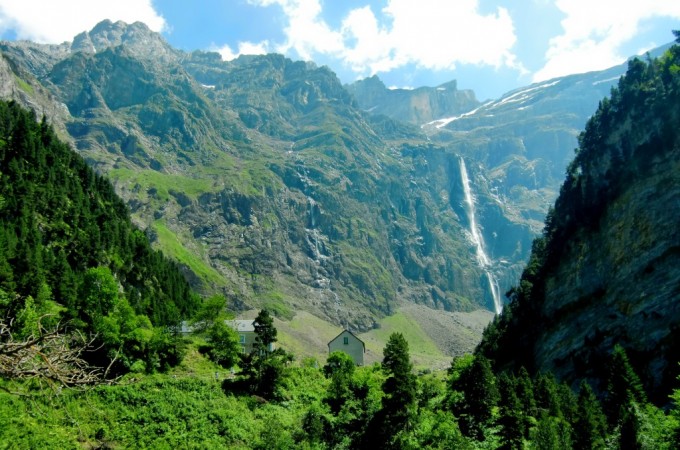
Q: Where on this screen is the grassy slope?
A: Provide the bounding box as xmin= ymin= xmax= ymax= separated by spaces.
xmin=271 ymin=306 xmax=493 ymax=370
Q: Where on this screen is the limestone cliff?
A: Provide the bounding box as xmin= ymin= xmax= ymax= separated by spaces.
xmin=346 ymin=75 xmax=480 ymax=125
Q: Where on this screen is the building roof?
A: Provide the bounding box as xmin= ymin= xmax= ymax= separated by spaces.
xmin=328 ymin=329 xmax=365 ymax=352
xmin=228 ymin=319 xmax=255 ymax=332
xmin=179 ymin=321 xmax=194 ymax=334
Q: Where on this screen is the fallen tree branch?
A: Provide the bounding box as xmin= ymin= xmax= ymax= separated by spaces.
xmin=0 ymin=316 xmax=112 ymax=388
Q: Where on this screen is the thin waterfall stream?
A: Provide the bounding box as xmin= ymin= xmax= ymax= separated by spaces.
xmin=459 ymin=157 xmax=503 ymax=314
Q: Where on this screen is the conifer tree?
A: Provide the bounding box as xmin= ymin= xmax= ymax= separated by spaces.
xmin=605 ymin=345 xmax=647 ymax=428
xmin=573 ymin=381 xmax=607 ymax=450
xmin=497 ymin=372 xmax=525 ymax=449
xmin=364 ymin=332 xmax=417 ymax=449
xmin=451 ymin=354 xmax=499 ymax=440
xmin=381 ymin=332 xmax=416 ymax=425
xmin=253 ymin=308 xmax=277 ymax=353
xmin=238 ymin=309 xmax=291 ymax=399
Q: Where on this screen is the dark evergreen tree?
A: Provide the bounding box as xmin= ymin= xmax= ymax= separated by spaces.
xmin=237 ymin=309 xmax=292 ymax=399
xmin=450 ymin=354 xmax=499 ymax=440
xmin=516 ymin=367 xmax=537 ymax=419
xmin=605 ymin=345 xmax=647 ymax=428
xmin=497 ymin=373 xmax=525 ymax=449
xmin=534 ymin=373 xmax=562 ymax=418
xmin=669 ymin=382 xmax=680 ymax=447
xmin=573 ymin=381 xmax=607 ymax=450
xmin=381 ymin=332 xmax=416 ymax=423
xmin=532 ymin=414 xmax=572 ymax=450
xmin=363 ymin=332 xmax=417 ymax=449
xmin=253 ymin=309 xmax=277 ymax=353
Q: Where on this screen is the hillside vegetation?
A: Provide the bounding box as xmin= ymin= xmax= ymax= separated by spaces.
xmin=0 ymin=100 xmax=198 ymax=375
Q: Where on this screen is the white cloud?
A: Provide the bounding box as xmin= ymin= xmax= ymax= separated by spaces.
xmin=249 ymin=0 xmax=345 ymax=59
xmin=0 ymin=0 xmax=166 ymax=43
xmin=214 ymin=41 xmax=270 ymax=61
xmin=248 ymin=0 xmax=523 ymax=78
xmin=533 ymin=0 xmax=680 ymax=82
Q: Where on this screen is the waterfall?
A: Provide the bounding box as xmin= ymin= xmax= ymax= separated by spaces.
xmin=459 ymin=157 xmax=503 ymax=314
xmin=308 ymin=197 xmax=316 ymax=228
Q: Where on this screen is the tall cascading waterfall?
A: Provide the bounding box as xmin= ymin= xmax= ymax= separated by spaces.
xmin=459 ymin=157 xmax=503 ymax=314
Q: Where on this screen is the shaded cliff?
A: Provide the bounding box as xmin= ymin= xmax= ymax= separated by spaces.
xmin=478 ymin=43 xmax=680 ymax=402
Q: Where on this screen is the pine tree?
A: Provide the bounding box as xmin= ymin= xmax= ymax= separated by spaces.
xmin=364 ymin=332 xmax=417 ymax=449
xmin=238 ymin=309 xmax=291 ymax=399
xmin=253 ymin=309 xmax=277 ymax=353
xmin=381 ymin=332 xmax=416 ymax=420
xmin=497 ymin=373 xmax=525 ymax=449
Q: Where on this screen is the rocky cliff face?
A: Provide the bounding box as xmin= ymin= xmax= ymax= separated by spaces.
xmin=479 ymin=45 xmax=680 ymax=401
xmin=538 ymin=150 xmax=680 ymax=395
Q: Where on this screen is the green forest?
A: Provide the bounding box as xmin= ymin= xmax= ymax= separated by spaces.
xmin=1 ymin=34 xmax=680 ymax=450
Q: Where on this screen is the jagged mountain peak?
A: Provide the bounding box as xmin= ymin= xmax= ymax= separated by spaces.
xmin=71 ymin=19 xmax=179 ymax=63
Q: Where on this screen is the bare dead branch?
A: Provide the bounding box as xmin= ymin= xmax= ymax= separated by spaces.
xmin=0 ymin=317 xmax=113 ymax=388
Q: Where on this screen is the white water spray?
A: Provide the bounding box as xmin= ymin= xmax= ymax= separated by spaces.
xmin=459 ymin=157 xmax=503 ymax=314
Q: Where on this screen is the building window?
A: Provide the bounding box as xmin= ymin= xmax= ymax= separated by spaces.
xmin=343 ymin=336 xmax=349 ymax=345
xmin=240 ymin=334 xmax=246 ymax=343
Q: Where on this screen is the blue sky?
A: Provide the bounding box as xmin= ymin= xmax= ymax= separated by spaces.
xmin=0 ymin=0 xmax=678 ymax=100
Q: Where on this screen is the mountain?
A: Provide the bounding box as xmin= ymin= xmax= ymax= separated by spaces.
xmin=0 ymin=20 xmax=656 ymax=348
xmin=346 ymin=76 xmax=480 ymax=124
xmin=0 ymin=21 xmax=486 ymax=333
xmin=478 ymin=43 xmax=680 ymax=403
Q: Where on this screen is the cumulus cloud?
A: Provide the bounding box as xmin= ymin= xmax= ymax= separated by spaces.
xmin=249 ymin=0 xmax=345 ymax=59
xmin=248 ymin=0 xmax=523 ymax=78
xmin=533 ymin=0 xmax=680 ymax=82
xmin=0 ymin=0 xmax=165 ymax=43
